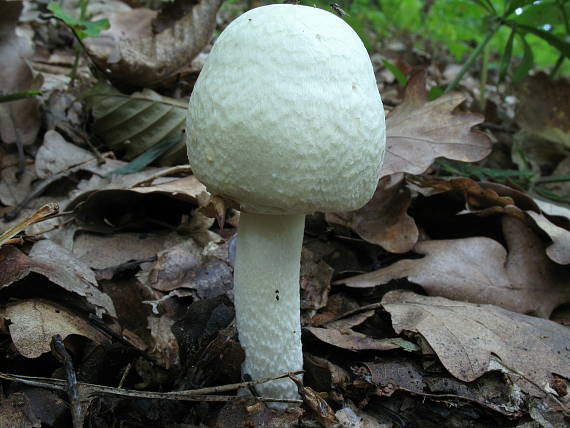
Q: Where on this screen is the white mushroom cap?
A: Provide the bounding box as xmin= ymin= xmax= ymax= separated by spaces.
xmin=187 ymin=4 xmax=385 ymax=215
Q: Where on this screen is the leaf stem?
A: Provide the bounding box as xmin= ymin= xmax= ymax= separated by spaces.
xmin=445 ymin=23 xmax=500 ymax=93
xmin=0 ymin=91 xmax=42 ymax=103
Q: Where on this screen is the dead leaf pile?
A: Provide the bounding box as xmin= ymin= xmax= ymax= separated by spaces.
xmin=0 ymin=1 xmax=569 ymax=426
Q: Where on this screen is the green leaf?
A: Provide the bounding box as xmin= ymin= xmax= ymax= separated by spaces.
xmin=104 ymin=136 xmax=183 ymax=176
xmin=427 ymin=86 xmax=444 ymax=100
xmin=47 ymin=2 xmax=109 ymax=40
xmin=514 ymin=22 xmax=570 ymax=57
xmin=381 ymin=59 xmax=408 ymax=87
xmin=85 ymin=84 xmax=188 ymax=161
xmin=504 ymin=0 xmax=535 ymax=17
xmin=499 ymin=27 xmax=516 ymax=82
xmin=512 ymin=33 xmax=534 ymax=83
xmin=512 ymin=1 xmax=566 ymax=27
xmin=469 ymin=0 xmax=495 ymax=15
xmin=379 ymin=337 xmax=420 ymax=352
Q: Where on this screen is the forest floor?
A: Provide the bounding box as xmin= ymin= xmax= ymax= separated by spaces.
xmin=0 ymin=1 xmax=569 ymax=427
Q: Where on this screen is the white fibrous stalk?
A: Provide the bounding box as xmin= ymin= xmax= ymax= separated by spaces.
xmin=234 ymin=212 xmax=305 ymax=405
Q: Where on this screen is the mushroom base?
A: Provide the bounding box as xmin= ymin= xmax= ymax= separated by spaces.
xmin=234 ymin=212 xmax=305 ymax=407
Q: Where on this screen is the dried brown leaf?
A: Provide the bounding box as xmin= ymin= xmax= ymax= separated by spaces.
xmin=0 ymin=392 xmax=41 ymax=428
xmin=72 ymin=231 xmax=185 ymax=270
xmin=68 ymin=175 xmax=206 ymax=233
xmin=305 ymin=327 xmax=400 ymax=352
xmin=0 ymin=159 xmax=37 ymax=207
xmin=383 ymin=72 xmax=491 ymax=177
xmin=83 ymin=0 xmax=223 ymax=87
xmin=415 ymin=176 xmax=515 ymax=210
xmin=35 ymin=131 xmax=94 ymax=179
xmin=3 ymin=300 xmax=109 ymax=358
xmin=516 ymin=72 xmax=570 ymax=146
xmin=502 ymin=216 xmax=570 ymax=318
xmin=341 ymin=216 xmax=570 ymax=318
xmin=300 ymin=248 xmax=333 ymax=312
xmin=382 ymin=290 xmax=570 ymax=394
xmin=142 ymin=240 xmax=233 ymax=299
xmin=147 ymin=314 xmax=179 ymax=369
xmin=0 ymin=243 xmax=116 ymax=318
xmin=527 ymin=211 xmax=570 ymax=265
xmin=356 ymin=359 xmax=521 ymax=416
xmin=327 ymin=174 xmax=418 ymax=253
xmin=0 ymin=2 xmax=40 ymax=146
xmin=289 ymin=374 xmax=338 ymax=428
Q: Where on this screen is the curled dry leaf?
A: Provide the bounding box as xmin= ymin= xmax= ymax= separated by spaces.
xmin=3 ymin=300 xmax=109 ymax=358
xmin=305 ymin=327 xmax=400 ymax=352
xmin=0 ymin=2 xmax=40 ymax=147
xmin=382 ymin=71 xmax=491 ymax=177
xmin=326 ymin=174 xmax=418 ymax=253
xmin=0 ymin=242 xmax=116 ymax=318
xmin=67 ymin=175 xmax=206 ymax=233
xmin=142 ymin=239 xmax=233 ymax=300
xmin=147 ymin=315 xmax=179 ymax=369
xmin=341 ymin=216 xmax=570 ymax=318
xmin=356 ymin=359 xmax=522 ymax=417
xmin=72 ymin=231 xmax=185 ymax=270
xmin=381 ymin=290 xmax=570 ymax=395
xmin=35 ymin=131 xmax=95 ymax=179
xmin=415 ymin=177 xmax=515 ymax=210
xmin=83 ymin=0 xmax=223 ymax=87
xmin=527 ymin=211 xmax=570 ymax=265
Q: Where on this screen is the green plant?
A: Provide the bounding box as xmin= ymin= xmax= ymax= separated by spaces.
xmin=47 ymin=1 xmax=110 ymax=82
xmin=302 ymin=0 xmax=569 ymax=89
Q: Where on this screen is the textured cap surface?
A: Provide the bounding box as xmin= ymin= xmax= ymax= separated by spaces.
xmin=187 ymin=4 xmax=386 ymax=214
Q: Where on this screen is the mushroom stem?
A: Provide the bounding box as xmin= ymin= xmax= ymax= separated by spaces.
xmin=234 ymin=211 xmax=305 ymax=404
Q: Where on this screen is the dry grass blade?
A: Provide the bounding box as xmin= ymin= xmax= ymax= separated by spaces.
xmin=0 ymin=203 xmax=59 ymax=247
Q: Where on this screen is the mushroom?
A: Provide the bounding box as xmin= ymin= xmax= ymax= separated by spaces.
xmin=186 ymin=4 xmax=386 ymax=404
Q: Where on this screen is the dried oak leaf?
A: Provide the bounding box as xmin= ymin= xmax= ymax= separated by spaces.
xmin=3 ymin=299 xmax=109 ymax=358
xmin=383 ymin=71 xmax=491 ymax=177
xmin=340 ymin=216 xmax=570 ymax=318
xmin=527 ymin=210 xmax=570 ymax=265
xmin=83 ymin=0 xmax=223 ymax=87
xmin=0 ymin=242 xmax=116 ymax=318
xmin=327 ymin=174 xmax=418 ymax=253
xmin=67 ymin=175 xmax=206 ymax=233
xmin=381 ymin=290 xmax=570 ymax=395
xmin=0 ymin=2 xmax=40 ymax=146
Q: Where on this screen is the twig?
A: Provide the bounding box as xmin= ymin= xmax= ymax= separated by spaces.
xmin=0 ymin=371 xmax=304 ymax=404
xmin=323 ymin=302 xmax=384 ymax=325
xmin=3 ymin=156 xmax=110 ymax=221
xmin=87 ymin=314 xmax=158 ymax=365
xmin=118 ymin=363 xmax=132 ymax=389
xmin=51 ymin=335 xmax=83 ymax=428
